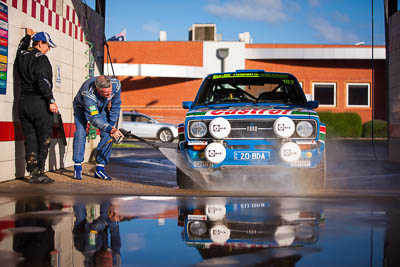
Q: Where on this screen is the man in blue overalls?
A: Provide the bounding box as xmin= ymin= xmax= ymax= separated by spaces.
xmin=73 ymin=201 xmax=122 ymax=266
xmin=72 ymin=76 xmax=124 ymax=180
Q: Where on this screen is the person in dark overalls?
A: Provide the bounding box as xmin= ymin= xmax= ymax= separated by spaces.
xmin=15 ymin=29 xmax=58 ymax=184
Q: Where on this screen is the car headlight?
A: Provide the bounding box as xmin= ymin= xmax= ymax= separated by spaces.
xmin=209 ymin=117 xmax=231 ymax=139
xmin=190 ymin=121 xmax=207 ymax=138
xmin=273 ymin=117 xmax=295 ymax=138
xmin=205 ymin=205 xmax=226 ymax=221
xmin=205 ymin=142 xmax=226 ymax=164
xmin=296 ymin=121 xmax=314 ymax=138
xmin=279 ymin=142 xmax=301 ymax=162
xmin=210 ymin=224 xmax=231 ymax=243
xmin=274 ymin=226 xmax=295 ymax=247
xmin=188 ymin=221 xmax=207 ymax=237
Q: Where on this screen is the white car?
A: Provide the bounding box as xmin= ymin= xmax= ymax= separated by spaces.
xmin=121 ymin=112 xmax=178 ymax=143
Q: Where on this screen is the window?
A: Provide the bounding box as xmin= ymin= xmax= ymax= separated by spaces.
xmin=134 ymin=115 xmax=151 ymax=123
xmin=122 ymin=114 xmax=132 ymax=121
xmin=312 ymin=83 xmax=336 ymax=107
xmin=347 ymin=83 xmax=370 ymax=107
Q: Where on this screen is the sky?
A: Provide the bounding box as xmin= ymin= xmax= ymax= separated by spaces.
xmin=86 ymin=0 xmax=386 ymax=45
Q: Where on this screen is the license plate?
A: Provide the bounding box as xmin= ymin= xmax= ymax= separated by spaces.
xmin=234 ymin=151 xmax=270 ymax=161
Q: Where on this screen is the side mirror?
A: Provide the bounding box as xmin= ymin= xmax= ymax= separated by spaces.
xmin=182 ymin=101 xmax=193 ymax=109
xmin=307 ymin=100 xmax=319 ymax=109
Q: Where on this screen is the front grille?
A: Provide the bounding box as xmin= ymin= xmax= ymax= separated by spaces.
xmin=229 ymin=119 xmax=275 ymax=139
xmin=188 ymin=119 xmax=316 ymax=140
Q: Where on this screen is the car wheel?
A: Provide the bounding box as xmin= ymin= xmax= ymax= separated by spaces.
xmin=176 ymin=168 xmax=194 ymax=189
xmin=158 ymin=128 xmax=174 ymax=143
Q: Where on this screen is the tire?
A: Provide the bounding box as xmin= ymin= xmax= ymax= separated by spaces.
xmin=158 ymin=128 xmax=174 ymax=143
xmin=176 ymin=167 xmax=194 ymax=189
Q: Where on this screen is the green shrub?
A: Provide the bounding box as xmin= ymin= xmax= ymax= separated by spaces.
xmin=318 ymin=111 xmax=362 ymax=137
xmin=362 ymin=120 xmax=387 ymax=137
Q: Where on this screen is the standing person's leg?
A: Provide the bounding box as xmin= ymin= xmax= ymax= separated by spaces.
xmin=34 ymin=100 xmax=55 ymax=184
xmin=94 ymin=126 xmax=113 ymax=180
xmin=36 ymin=107 xmax=54 ymax=170
xmin=96 ymin=130 xmax=113 ymax=165
xmin=72 ymin=106 xmax=87 ymax=179
xmin=18 ymin=96 xmax=40 ymax=179
xmin=19 ymin=113 xmax=39 ymax=174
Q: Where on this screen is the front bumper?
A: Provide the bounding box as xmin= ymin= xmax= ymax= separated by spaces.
xmin=179 ymin=139 xmax=324 ymax=169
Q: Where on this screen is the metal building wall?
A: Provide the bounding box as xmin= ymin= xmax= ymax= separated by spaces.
xmin=1 ymin=0 xmax=104 ymax=181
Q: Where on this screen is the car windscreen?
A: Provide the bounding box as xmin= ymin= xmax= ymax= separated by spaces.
xmin=194 ymin=73 xmax=307 ymax=106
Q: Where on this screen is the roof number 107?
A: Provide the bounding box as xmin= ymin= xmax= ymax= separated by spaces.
xmin=282 ymin=79 xmax=294 ymax=85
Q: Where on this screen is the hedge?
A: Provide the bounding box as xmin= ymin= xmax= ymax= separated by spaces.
xmin=362 ymin=120 xmax=387 ymax=137
xmin=318 ymin=111 xmax=363 ymax=137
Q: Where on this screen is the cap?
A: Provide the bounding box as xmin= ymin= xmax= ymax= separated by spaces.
xmin=32 ymin=32 xmax=56 ymax=48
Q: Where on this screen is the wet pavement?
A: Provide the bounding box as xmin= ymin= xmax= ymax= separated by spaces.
xmin=0 ymin=139 xmax=398 ymax=197
xmin=0 ymin=195 xmax=399 ymax=266
xmin=0 ymin=139 xmax=399 ymax=266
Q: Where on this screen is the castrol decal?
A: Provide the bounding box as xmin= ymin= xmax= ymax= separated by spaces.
xmin=208 ymin=109 xmax=292 ymax=116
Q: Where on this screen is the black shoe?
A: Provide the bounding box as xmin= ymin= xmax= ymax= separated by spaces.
xmin=29 ymin=176 xmax=55 ymax=184
xmin=30 ymin=168 xmax=40 ymax=178
xmin=29 ymin=170 xmax=55 ymax=184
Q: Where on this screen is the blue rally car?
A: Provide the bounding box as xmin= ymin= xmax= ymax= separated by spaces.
xmin=177 ymin=70 xmax=326 ymax=189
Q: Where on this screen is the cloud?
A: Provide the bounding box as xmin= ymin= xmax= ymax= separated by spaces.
xmin=308 ymin=0 xmax=320 ymax=7
xmin=143 ymin=20 xmax=161 ymax=35
xmin=206 ymin=0 xmax=287 ymax=23
xmin=332 ymin=11 xmax=350 ymax=23
xmin=310 ymin=17 xmax=359 ymax=43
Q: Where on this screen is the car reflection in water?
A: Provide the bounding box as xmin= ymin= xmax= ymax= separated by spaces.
xmin=122 ymin=111 xmax=178 ymax=143
xmin=178 ymin=198 xmax=324 ymax=265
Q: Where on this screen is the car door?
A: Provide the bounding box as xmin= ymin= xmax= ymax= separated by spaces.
xmin=133 ymin=114 xmax=160 ymax=138
xmin=121 ymin=113 xmax=138 ymax=135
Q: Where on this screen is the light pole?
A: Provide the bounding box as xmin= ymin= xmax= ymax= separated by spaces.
xmin=216 ymin=48 xmax=229 ymax=72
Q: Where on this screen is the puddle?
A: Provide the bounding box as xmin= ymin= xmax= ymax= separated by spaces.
xmin=0 ymin=195 xmax=398 ymax=266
